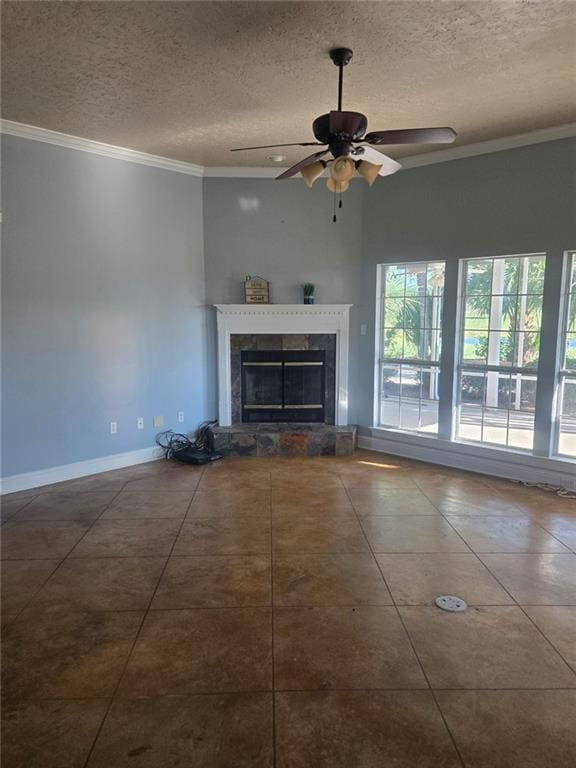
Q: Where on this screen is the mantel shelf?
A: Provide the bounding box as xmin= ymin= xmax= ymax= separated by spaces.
xmin=214 ymin=304 xmax=353 ymax=315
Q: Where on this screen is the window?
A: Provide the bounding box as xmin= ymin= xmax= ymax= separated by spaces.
xmin=456 ymin=254 xmax=545 ymax=451
xmin=557 ymin=252 xmax=576 ymax=457
xmin=376 ymin=261 xmax=445 ymax=433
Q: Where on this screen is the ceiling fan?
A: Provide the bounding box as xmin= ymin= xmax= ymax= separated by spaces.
xmin=231 ymin=48 xmax=456 ymax=191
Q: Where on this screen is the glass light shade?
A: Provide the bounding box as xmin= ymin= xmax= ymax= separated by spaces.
xmin=357 ymin=160 xmax=382 ymax=186
xmin=330 ymin=156 xmax=355 ymax=183
xmin=301 ymin=161 xmax=326 ymax=187
xmin=326 ymin=177 xmax=350 ymax=193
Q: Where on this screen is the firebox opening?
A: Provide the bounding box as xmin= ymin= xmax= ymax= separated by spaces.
xmin=241 ymin=350 xmax=326 ymax=423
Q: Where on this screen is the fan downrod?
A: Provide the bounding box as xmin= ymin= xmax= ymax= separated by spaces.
xmin=329 ymin=48 xmax=353 ymax=67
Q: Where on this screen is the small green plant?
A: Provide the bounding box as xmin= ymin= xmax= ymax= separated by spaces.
xmin=303 ymin=283 xmax=315 ymax=304
xmin=303 ymin=283 xmax=315 ymax=297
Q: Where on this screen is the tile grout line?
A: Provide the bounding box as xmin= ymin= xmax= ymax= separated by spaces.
xmin=417 ymin=481 xmax=576 ymax=679
xmin=472 ymin=551 xmax=576 ymax=680
xmin=342 ymin=476 xmax=468 ymax=768
xmin=419 ymin=482 xmax=576 ymax=674
xmin=4 ymin=456 xmax=575 ymax=762
xmin=2 ymin=485 xmax=131 ymax=624
xmin=428 ymin=492 xmax=576 ymax=677
xmin=1 ymin=491 xmax=43 ymax=524
xmin=79 ymin=472 xmax=204 ymax=768
xmin=10 ymin=683 xmax=576 ymax=712
xmin=268 ymin=471 xmax=278 ymax=768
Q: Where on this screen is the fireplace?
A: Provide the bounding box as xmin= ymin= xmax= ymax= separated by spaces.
xmin=241 ymin=350 xmax=326 ymax=423
xmin=214 ymin=304 xmax=352 ymax=427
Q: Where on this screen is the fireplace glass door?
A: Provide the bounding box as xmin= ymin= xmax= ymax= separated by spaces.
xmin=241 ymin=350 xmax=326 ymax=422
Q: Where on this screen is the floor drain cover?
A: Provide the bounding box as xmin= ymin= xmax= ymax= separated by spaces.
xmin=435 ymin=595 xmax=467 ymax=612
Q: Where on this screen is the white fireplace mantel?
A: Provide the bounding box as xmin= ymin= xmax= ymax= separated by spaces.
xmin=214 ymin=304 xmax=352 ymax=426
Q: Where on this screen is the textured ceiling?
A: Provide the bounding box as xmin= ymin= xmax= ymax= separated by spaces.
xmin=2 ymin=1 xmax=575 ymax=167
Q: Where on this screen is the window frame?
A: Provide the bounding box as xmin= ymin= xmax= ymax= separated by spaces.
xmin=374 ymin=260 xmax=446 ymax=435
xmin=554 ymin=250 xmax=576 ymax=459
xmin=454 ymin=252 xmax=546 ymax=454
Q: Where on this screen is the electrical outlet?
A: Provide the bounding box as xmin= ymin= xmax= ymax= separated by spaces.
xmin=177 ymin=411 xmax=185 ymax=423
xmin=137 ymin=417 xmax=144 ymax=430
xmin=360 ymin=324 xmax=368 ymax=336
xmin=109 ymin=421 xmax=118 ymax=435
xmin=153 ymin=415 xmax=164 ymax=428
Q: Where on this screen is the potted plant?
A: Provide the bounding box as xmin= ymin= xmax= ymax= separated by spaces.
xmin=303 ymin=283 xmax=315 ymax=305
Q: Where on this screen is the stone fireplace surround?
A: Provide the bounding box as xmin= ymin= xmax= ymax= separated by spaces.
xmin=214 ymin=305 xmax=356 ymax=456
xmin=231 ymin=333 xmax=337 ymax=425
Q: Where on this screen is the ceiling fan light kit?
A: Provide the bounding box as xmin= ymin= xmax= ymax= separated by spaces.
xmin=331 ymin=155 xmax=356 ymax=183
xmin=326 ymin=177 xmax=350 ymax=194
xmin=301 ymin=160 xmax=327 ymax=187
xmin=356 ymin=160 xmax=382 ymax=186
xmin=231 ymin=47 xmax=456 ymax=217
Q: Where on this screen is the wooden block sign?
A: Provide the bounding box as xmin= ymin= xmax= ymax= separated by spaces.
xmin=244 ymin=276 xmax=270 ymax=304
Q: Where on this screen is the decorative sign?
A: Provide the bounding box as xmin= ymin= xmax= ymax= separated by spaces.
xmin=244 ymin=275 xmax=270 ymax=304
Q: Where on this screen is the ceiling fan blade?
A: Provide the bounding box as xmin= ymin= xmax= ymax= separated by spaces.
xmin=364 ymin=127 xmax=457 ymax=145
xmin=355 ymin=146 xmax=402 ymax=176
xmin=329 ymin=111 xmax=367 ymax=138
xmin=276 ymin=150 xmax=329 ymax=180
xmin=230 ymin=142 xmax=325 ymax=152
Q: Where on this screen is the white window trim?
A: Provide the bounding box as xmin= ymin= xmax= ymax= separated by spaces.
xmin=373 ymin=260 xmax=445 ymax=435
xmin=454 ymin=252 xmax=546 ymax=452
xmin=554 ymin=250 xmax=576 ymax=458
xmin=372 ymin=252 xmax=576 ymax=470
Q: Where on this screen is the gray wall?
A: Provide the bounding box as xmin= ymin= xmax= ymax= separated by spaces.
xmin=3 ymin=135 xmax=574 ymax=477
xmin=1 ymin=135 xmax=210 ymax=476
xmin=358 ymin=137 xmax=576 ymax=428
xmin=203 ymin=139 xmax=576 ymax=434
xmin=202 ymin=178 xmax=366 ymax=422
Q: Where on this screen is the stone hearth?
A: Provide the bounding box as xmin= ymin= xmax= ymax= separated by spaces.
xmin=213 ymin=423 xmax=357 ymax=457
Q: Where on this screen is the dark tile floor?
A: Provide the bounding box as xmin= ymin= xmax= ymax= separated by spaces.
xmin=1 ymin=450 xmax=576 ymax=767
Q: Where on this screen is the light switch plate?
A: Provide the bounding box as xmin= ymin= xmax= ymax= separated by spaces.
xmin=137 ymin=417 xmax=144 ymax=430
xmin=360 ymin=324 xmax=368 ymax=335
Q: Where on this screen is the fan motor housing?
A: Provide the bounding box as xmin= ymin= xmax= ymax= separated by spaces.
xmin=312 ymin=112 xmax=368 ymax=144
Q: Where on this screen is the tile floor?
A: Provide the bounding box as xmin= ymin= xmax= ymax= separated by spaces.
xmin=1 ymin=450 xmax=576 ymax=767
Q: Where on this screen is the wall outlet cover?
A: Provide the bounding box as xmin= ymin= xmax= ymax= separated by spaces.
xmin=137 ymin=417 xmax=144 ymax=430
xmin=153 ymin=415 xmax=164 ymax=428
xmin=109 ymin=421 xmax=118 ymax=434
xmin=177 ymin=411 xmax=185 ymax=423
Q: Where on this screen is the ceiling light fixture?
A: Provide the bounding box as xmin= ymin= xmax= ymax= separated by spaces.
xmin=356 ymin=160 xmax=382 ymax=187
xmin=301 ymin=160 xmax=326 ymax=187
xmin=232 ymin=48 xmax=457 ymax=218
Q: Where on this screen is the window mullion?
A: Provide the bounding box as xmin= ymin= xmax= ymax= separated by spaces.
xmin=533 ymin=252 xmax=564 ymax=456
xmin=437 ymin=259 xmax=460 ymax=441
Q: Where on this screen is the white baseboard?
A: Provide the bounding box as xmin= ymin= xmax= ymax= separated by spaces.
xmin=1 ymin=446 xmax=163 ymax=495
xmin=358 ymin=434 xmax=576 ymax=490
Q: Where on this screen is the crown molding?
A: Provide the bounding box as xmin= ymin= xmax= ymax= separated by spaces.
xmin=2 ymin=119 xmax=574 ymax=179
xmin=0 ymin=120 xmax=204 ymax=177
xmin=399 ymin=122 xmax=576 ymax=170
xmin=204 ymin=166 xmax=289 ymax=178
